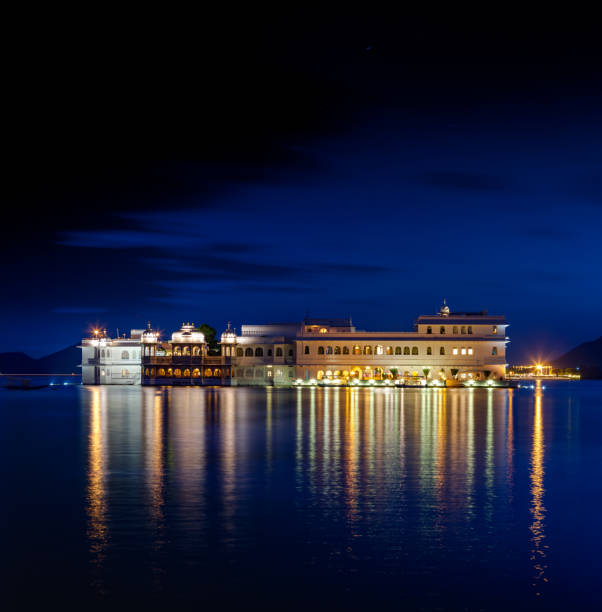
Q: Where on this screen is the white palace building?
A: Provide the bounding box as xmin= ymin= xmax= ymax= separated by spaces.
xmin=80 ymin=303 xmax=509 ymax=386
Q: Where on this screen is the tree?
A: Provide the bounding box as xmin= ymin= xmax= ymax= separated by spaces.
xmin=389 ymin=368 xmax=399 ymax=379
xmin=484 ymin=370 xmax=491 ymax=379
xmin=451 ymin=368 xmax=459 ymax=378
xmin=196 ymin=323 xmax=219 ymax=354
xmin=422 ymin=368 xmax=430 ymax=379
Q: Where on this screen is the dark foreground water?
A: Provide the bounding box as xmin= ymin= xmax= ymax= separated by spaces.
xmin=1 ymin=382 xmax=601 ymax=611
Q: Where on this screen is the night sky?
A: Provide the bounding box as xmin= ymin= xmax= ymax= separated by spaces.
xmin=3 ymin=15 xmax=601 ymax=362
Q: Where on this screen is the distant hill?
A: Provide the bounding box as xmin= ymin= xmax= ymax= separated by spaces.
xmin=552 ymin=336 xmax=602 ymax=379
xmin=0 ymin=344 xmax=80 ymax=374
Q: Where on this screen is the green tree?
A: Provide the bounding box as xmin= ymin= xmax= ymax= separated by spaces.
xmin=196 ymin=323 xmax=219 ymax=354
xmin=451 ymin=368 xmax=459 ymax=378
xmin=389 ymin=368 xmax=399 ymax=379
xmin=484 ymin=370 xmax=491 ymax=379
xmin=422 ymin=368 xmax=430 ymax=379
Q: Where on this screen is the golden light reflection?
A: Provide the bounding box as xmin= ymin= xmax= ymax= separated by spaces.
xmin=86 ymin=386 xmax=108 ymax=591
xmin=530 ymin=381 xmax=547 ymax=595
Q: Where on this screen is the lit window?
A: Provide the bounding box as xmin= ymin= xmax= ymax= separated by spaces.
xmin=334 ymin=346 xmax=341 ymax=354
xmin=267 ymin=370 xmax=273 ymax=377
xmin=121 ymin=369 xmax=129 ymax=377
xmin=468 ymin=348 xmax=473 ymax=355
xmin=364 ymin=346 xmax=372 ymax=355
xmin=101 ymin=369 xmax=105 ymax=376
xmin=326 ymin=346 xmax=333 ymax=354
xmin=319 ymin=328 xmax=328 ymax=334
xmin=492 ymin=326 xmax=497 ymax=334
xmin=461 ymin=348 xmax=467 ymax=355
xmin=353 ymin=345 xmax=361 ymax=355
xmin=453 ymin=348 xmax=458 ymax=355
xmin=376 ymin=345 xmax=384 ymax=355
xmin=386 ymin=346 xmax=392 ymax=355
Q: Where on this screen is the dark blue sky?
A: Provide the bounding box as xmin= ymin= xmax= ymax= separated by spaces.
xmin=3 ymin=15 xmax=601 ymax=361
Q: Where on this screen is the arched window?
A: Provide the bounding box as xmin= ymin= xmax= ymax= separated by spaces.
xmin=334 ymin=346 xmax=341 ymax=355
xmin=245 ymin=348 xmax=253 ymax=357
xmin=304 ymin=346 xmax=310 ymax=354
xmin=193 ymin=346 xmax=201 ymax=356
xmin=145 ymin=368 xmax=149 ymax=376
xmin=427 ymin=326 xmax=432 ymax=334
xmin=326 ymin=346 xmax=332 ymax=354
xmin=395 ymin=346 xmax=401 ymax=355
xmin=255 ymin=347 xmax=263 ymax=357
xmin=440 ymin=326 xmax=446 ymax=334
xmin=492 ymin=326 xmax=497 ymax=334
xmin=174 ymin=346 xmax=181 ymax=356
xmin=204 ymin=368 xmax=213 ymax=377
xmin=468 ymin=326 xmax=473 ymax=334
xmin=150 ymin=368 xmax=155 ymax=376
xmin=411 ymin=346 xmax=418 ymax=355
xmin=492 ymin=347 xmax=498 ymax=355
xmin=461 ymin=326 xmax=466 ymax=334
xmin=343 ymin=346 xmax=349 ymax=355
xmin=167 ymin=368 xmax=173 ymax=377
xmin=317 ymin=370 xmax=325 ymax=380
xmin=121 ymin=350 xmax=129 ymax=359
xmin=364 ymin=346 xmax=372 ymax=355
xmin=318 ymin=346 xmax=325 ymax=355
xmin=192 ymin=368 xmax=201 ymax=377
xmin=174 ymin=368 xmax=181 ymax=377
xmin=427 ymin=346 xmax=432 ymax=355
xmin=376 ymin=345 xmax=384 ymax=355
xmin=214 ymin=369 xmax=222 ymax=377
xmin=101 ymin=349 xmax=105 ymax=358
xmin=158 ymin=368 xmax=166 ymax=376
xmin=403 ymin=346 xmax=410 ymax=355
xmin=353 ymin=345 xmax=361 ymax=355
xmin=453 ymin=326 xmax=458 ymax=335
xmin=386 ymin=346 xmax=392 ymax=355
xmin=236 ymin=348 xmax=244 ymax=357
xmin=440 ymin=347 xmax=445 ymax=355
xmin=276 ymin=347 xmax=283 ymax=357
xmin=183 ymin=346 xmax=190 ymax=355
xmin=183 ymin=368 xmax=190 ymax=377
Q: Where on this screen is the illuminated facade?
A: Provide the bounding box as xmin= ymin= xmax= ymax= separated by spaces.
xmin=82 ymin=303 xmax=509 ymax=386
xmin=80 ymin=329 xmax=143 ymax=384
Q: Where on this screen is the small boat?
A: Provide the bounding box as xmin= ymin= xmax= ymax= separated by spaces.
xmin=4 ymin=378 xmax=49 ymax=390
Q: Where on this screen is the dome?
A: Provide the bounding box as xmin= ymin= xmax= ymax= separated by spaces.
xmin=439 ymin=300 xmax=450 ymax=316
xmin=171 ymin=322 xmax=205 ymax=344
xmin=141 ymin=321 xmax=159 ymax=343
xmin=221 ymin=321 xmax=237 ymax=344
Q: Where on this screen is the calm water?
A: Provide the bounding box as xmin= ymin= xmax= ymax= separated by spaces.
xmin=2 ymin=383 xmax=601 ymax=610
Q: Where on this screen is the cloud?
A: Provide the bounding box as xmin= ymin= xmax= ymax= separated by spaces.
xmin=418 ymin=171 xmax=509 ymax=192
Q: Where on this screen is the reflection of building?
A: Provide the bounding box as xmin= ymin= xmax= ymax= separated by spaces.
xmin=82 ymin=302 xmax=509 ymax=386
xmin=80 ymin=329 xmax=143 ymax=384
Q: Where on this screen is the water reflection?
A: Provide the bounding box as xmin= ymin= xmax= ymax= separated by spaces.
xmin=86 ymin=386 xmax=108 ymax=592
xmin=530 ymin=381 xmax=548 ymax=595
xmin=82 ymin=385 xmax=552 ymax=600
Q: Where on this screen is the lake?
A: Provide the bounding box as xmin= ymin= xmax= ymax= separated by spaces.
xmin=1 ymin=382 xmax=601 ymax=610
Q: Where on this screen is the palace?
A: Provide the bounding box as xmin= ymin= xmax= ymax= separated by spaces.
xmin=81 ymin=303 xmax=509 ymax=386
xmin=80 ymin=328 xmax=143 ymax=384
